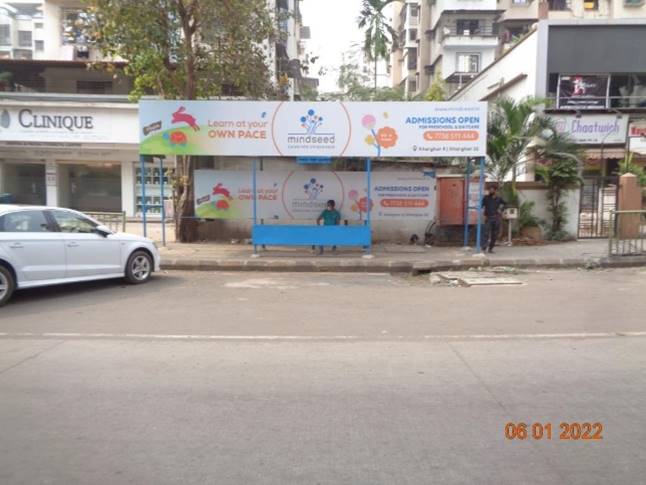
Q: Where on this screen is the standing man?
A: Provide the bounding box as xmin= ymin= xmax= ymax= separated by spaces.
xmin=315 ymin=199 xmax=341 ymax=255
xmin=481 ymin=185 xmax=506 ymax=253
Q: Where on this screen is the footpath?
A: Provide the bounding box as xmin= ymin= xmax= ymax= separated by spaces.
xmin=156 ymin=239 xmax=646 ymax=273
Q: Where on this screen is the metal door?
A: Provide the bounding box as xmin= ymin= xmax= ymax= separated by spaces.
xmin=578 ymin=176 xmax=618 ymax=238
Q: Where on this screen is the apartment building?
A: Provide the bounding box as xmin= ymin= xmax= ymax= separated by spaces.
xmin=392 ymin=0 xmax=646 ymax=98
xmin=0 ymin=0 xmax=311 ymax=216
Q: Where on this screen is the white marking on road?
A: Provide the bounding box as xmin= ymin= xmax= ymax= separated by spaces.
xmin=0 ymin=331 xmax=646 ymax=341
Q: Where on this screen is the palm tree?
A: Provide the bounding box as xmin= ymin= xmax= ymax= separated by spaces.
xmin=357 ymin=0 xmax=398 ymax=93
xmin=487 ymin=97 xmax=550 ymax=189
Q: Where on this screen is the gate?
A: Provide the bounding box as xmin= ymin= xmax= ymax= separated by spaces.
xmin=578 ymin=176 xmax=618 ymax=239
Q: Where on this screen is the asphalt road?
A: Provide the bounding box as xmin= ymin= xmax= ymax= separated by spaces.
xmin=1 ymin=269 xmax=646 ymax=484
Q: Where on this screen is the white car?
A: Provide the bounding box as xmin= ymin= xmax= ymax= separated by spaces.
xmin=0 ymin=205 xmax=161 ymax=306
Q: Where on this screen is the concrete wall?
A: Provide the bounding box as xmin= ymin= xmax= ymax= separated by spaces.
xmin=517 ymin=184 xmax=580 ymax=238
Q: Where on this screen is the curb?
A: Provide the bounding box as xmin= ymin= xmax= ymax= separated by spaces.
xmin=160 ymin=256 xmax=646 ymax=274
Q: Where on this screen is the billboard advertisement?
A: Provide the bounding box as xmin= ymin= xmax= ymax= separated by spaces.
xmin=557 ymin=75 xmax=610 ymax=109
xmin=629 ymin=120 xmax=646 ymax=155
xmin=194 ymin=170 xmax=436 ymax=221
xmin=139 ymin=101 xmax=487 ymax=158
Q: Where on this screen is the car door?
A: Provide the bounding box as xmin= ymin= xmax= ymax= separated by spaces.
xmin=0 ymin=209 xmax=66 ymax=283
xmin=48 ymin=209 xmax=122 ymax=278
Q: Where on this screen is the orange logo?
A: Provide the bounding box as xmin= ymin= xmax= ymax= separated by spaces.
xmin=376 ymin=127 xmax=399 ymax=148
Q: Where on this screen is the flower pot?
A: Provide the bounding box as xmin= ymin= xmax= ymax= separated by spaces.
xmin=520 ymin=225 xmax=543 ymax=240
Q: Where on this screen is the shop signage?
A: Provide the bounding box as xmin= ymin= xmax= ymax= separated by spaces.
xmin=194 ymin=170 xmax=436 ymax=221
xmin=139 ymin=101 xmax=488 ymax=158
xmin=557 ymin=75 xmax=610 ymax=109
xmin=628 ymin=120 xmax=646 ymax=155
xmin=0 ymin=105 xmax=139 ymax=144
xmin=550 ymin=114 xmax=628 ymax=144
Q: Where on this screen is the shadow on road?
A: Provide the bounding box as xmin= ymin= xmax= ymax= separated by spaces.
xmin=3 ymin=273 xmax=185 ymax=313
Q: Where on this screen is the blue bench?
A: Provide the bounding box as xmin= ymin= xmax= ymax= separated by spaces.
xmin=252 ymin=224 xmax=372 ymax=248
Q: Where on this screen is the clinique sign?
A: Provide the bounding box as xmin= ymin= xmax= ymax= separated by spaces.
xmin=13 ymin=109 xmax=95 ymax=132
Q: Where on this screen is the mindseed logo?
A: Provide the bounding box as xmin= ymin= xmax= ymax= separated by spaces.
xmin=287 ymin=108 xmax=336 ymax=150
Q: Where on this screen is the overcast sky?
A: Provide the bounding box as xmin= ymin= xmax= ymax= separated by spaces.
xmin=300 ymin=0 xmax=392 ymax=93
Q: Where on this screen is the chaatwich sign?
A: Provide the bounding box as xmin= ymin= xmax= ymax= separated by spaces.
xmin=138 ymin=101 xmax=487 ymax=158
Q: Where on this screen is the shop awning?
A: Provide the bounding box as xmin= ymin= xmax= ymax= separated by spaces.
xmin=584 ymin=148 xmax=626 ymax=160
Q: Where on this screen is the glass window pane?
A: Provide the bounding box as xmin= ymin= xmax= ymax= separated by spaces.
xmin=51 ymin=210 xmax=97 ymax=233
xmin=0 ymin=210 xmax=51 ymax=233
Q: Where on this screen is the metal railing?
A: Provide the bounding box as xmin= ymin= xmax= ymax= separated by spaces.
xmin=608 ymin=210 xmax=646 ymax=257
xmin=86 ymin=211 xmax=127 ymax=233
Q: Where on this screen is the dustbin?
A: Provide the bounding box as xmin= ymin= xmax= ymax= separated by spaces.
xmin=0 ymin=193 xmax=13 ymax=204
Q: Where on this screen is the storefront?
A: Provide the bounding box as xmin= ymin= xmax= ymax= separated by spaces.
xmin=0 ymin=100 xmax=169 ymax=217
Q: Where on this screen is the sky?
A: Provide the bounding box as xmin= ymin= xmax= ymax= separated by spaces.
xmin=300 ymin=0 xmax=392 ymax=93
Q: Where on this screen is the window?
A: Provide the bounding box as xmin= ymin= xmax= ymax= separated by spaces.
xmin=18 ymin=30 xmax=32 ymax=48
xmin=512 ymin=0 xmax=529 ymax=3
xmin=0 ymin=24 xmax=10 ymax=46
xmin=624 ymin=0 xmax=644 ymax=5
xmin=77 ymin=81 xmax=113 ymax=94
xmin=456 ymin=20 xmax=479 ymax=35
xmin=34 ymin=22 xmax=43 ymax=29
xmin=584 ymin=0 xmax=598 ymax=9
xmin=0 ymin=211 xmax=52 ymax=233
xmin=548 ymin=0 xmax=571 ymax=10
xmin=409 ymin=29 xmax=418 ymax=41
xmin=35 ymin=40 xmax=44 ymax=51
xmin=410 ymin=5 xmax=419 ymax=17
xmin=51 ymin=210 xmax=97 ymax=234
xmin=12 ymin=49 xmax=32 ymax=60
xmin=407 ymin=47 xmax=417 ymax=70
xmin=408 ymin=78 xmax=417 ymax=94
xmin=457 ymin=53 xmax=480 ymax=73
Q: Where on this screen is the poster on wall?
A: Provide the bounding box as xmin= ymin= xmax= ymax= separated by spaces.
xmin=194 ymin=170 xmax=436 ymax=222
xmin=629 ymin=120 xmax=646 ymax=155
xmin=557 ymin=75 xmax=610 ymax=109
xmin=139 ymin=101 xmax=487 ymax=158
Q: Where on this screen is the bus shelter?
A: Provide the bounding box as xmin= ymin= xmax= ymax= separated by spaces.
xmin=139 ymin=101 xmax=488 ymax=254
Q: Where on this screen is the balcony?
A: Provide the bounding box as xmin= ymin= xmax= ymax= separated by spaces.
xmin=548 ymin=0 xmax=572 ymax=11
xmin=440 ymin=25 xmax=499 ymax=48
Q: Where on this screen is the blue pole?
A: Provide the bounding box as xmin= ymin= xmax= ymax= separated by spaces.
xmin=252 ymin=159 xmax=258 ymax=254
xmin=475 ymin=156 xmax=485 ymax=253
xmin=463 ymin=158 xmax=472 ymax=247
xmin=366 ymin=157 xmax=372 ymax=255
xmin=159 ymin=157 xmax=166 ymax=246
xmin=140 ymin=155 xmax=147 ymax=238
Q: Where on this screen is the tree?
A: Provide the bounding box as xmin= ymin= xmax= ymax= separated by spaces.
xmin=328 ymin=61 xmax=404 ymax=101
xmin=486 ymin=97 xmax=550 ymax=189
xmin=534 ymin=132 xmax=583 ymax=240
xmin=357 ymin=0 xmax=398 ymax=93
xmin=86 ymin=0 xmax=275 ymax=242
xmin=424 ymin=70 xmax=447 ymax=102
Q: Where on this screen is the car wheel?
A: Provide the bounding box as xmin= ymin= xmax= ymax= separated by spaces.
xmin=0 ymin=266 xmax=16 ymax=307
xmin=125 ymin=251 xmax=153 ymax=284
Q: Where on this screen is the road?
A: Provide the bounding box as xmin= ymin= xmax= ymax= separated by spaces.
xmin=1 ymin=269 xmax=646 ymax=484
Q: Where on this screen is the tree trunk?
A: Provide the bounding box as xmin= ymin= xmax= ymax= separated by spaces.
xmin=174 ymin=155 xmax=199 ymax=243
xmin=374 ymin=56 xmax=378 ymax=93
xmin=174 ymin=1 xmax=199 ymax=243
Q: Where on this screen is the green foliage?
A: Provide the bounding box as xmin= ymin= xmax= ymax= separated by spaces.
xmin=486 ymin=97 xmax=550 ymax=184
xmin=84 ymin=0 xmax=275 ymax=100
xmin=517 ymin=200 xmax=542 ymax=232
xmin=357 ymin=0 xmax=398 ymax=89
xmin=330 ymin=61 xmax=405 ymax=101
xmin=424 ymin=70 xmax=447 ymax=102
xmin=619 ymin=152 xmax=646 ymax=186
xmin=534 ymin=133 xmax=582 ymax=239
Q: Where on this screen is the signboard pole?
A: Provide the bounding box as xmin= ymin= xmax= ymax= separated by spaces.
xmin=475 ymin=157 xmax=485 ymax=254
xmin=463 ymin=159 xmax=472 ymax=248
xmin=159 ymin=157 xmax=166 ymax=247
xmin=140 ymin=156 xmax=147 ymax=238
xmin=252 ymin=159 xmax=258 ymax=256
xmin=365 ymin=158 xmax=372 ymax=256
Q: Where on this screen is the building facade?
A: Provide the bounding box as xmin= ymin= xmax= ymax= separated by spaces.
xmin=392 ymin=0 xmax=646 ymax=98
xmin=451 ymin=19 xmax=646 ymax=238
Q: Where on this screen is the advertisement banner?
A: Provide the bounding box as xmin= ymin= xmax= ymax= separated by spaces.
xmin=557 ymin=75 xmax=609 ymax=109
xmin=550 ymin=114 xmax=628 ymax=144
xmin=0 ymin=105 xmax=138 ymax=144
xmin=139 ymin=101 xmax=487 ymax=158
xmin=629 ymin=120 xmax=646 ymax=155
xmin=194 ymin=170 xmax=436 ymax=221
